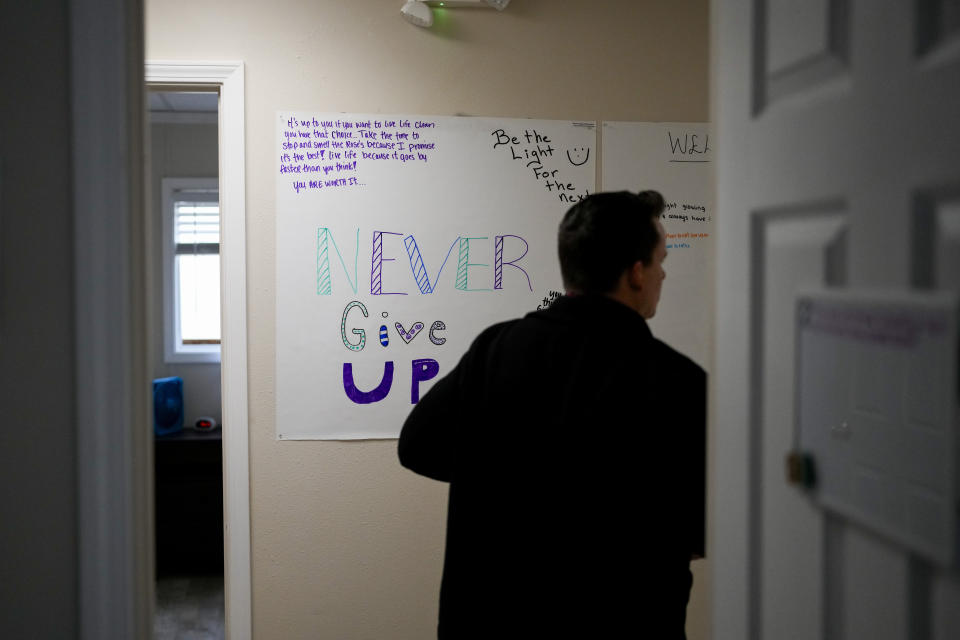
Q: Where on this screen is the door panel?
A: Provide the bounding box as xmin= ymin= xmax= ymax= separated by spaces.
xmin=756 ymin=212 xmax=845 ymax=638
xmin=930 ymin=193 xmax=960 ymax=640
xmin=933 ymin=573 xmax=960 ymax=640
xmin=759 ymin=0 xmax=849 ymax=108
xmin=843 ymin=527 xmax=909 ymax=639
xmin=715 ymin=0 xmax=960 ymax=638
xmin=935 ymin=200 xmax=960 ymax=289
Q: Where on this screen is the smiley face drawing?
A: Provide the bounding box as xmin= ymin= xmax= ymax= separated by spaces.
xmin=566 ymin=147 xmax=590 ymax=166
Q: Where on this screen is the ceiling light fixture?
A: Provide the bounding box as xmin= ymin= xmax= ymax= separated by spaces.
xmin=401 ymin=0 xmax=433 ymax=27
xmin=424 ymin=0 xmax=509 ymax=7
xmin=402 ymin=0 xmax=510 ymax=28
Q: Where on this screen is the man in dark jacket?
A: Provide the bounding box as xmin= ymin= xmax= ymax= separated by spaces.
xmin=398 ymin=190 xmax=706 ymax=639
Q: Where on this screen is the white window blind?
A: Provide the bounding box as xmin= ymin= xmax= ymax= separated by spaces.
xmin=173 ymin=190 xmax=220 ymax=345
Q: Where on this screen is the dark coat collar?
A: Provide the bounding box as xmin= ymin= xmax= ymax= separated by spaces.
xmin=532 ymin=293 xmax=653 ymax=342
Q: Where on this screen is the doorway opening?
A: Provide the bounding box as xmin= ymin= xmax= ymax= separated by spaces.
xmin=145 ymin=61 xmax=250 ymax=640
xmin=148 ymin=88 xmax=225 ymax=639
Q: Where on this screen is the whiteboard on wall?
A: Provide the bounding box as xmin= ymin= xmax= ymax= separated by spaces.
xmin=601 ymin=122 xmax=714 ymax=369
xmin=276 ymin=112 xmax=596 ymax=439
xmin=795 ymin=289 xmax=959 ymax=566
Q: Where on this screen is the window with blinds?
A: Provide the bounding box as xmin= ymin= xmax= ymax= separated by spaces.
xmin=162 ymin=178 xmax=221 ymax=362
xmin=175 ymin=196 xmax=220 ymax=344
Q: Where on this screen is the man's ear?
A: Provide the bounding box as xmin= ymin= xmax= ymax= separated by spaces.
xmin=627 ymin=260 xmax=645 ymax=290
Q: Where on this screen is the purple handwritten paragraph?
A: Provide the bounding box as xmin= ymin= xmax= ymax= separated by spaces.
xmin=280 ymin=117 xmax=439 ymax=194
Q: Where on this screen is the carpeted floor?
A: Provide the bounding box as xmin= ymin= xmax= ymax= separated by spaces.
xmin=154 ymin=575 xmax=225 ymax=640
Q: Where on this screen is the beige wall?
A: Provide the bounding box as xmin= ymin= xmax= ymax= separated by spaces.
xmin=146 ymin=1 xmax=710 ymax=637
xmin=148 ymin=120 xmax=223 ymax=424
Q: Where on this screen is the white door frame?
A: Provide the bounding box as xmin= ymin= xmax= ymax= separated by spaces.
xmin=146 ymin=61 xmax=251 ymax=640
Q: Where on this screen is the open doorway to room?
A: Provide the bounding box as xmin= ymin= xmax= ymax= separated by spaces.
xmin=148 ymin=88 xmax=225 ymax=639
xmin=146 ymin=61 xmax=250 ymax=640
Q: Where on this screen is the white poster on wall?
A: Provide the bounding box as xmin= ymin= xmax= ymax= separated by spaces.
xmin=276 ymin=112 xmax=597 ymax=439
xmin=601 ymin=122 xmax=714 ymax=370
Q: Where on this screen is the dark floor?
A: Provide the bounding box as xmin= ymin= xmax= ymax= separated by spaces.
xmin=154 ymin=575 xmax=225 ymax=640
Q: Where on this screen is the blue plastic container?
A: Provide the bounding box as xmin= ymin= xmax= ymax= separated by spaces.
xmin=153 ymin=376 xmax=184 ymax=436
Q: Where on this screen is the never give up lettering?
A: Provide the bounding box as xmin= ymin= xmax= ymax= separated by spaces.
xmin=317 ymin=227 xmax=533 ymax=406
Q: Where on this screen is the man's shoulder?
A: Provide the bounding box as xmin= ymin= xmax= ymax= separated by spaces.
xmin=463 ymin=318 xmax=523 ymax=355
xmin=651 ymin=338 xmax=706 ymax=381
xmin=475 ymin=317 xmax=522 ymax=341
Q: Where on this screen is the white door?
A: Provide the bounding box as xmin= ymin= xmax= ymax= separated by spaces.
xmin=714 ymin=2 xmax=960 ymax=639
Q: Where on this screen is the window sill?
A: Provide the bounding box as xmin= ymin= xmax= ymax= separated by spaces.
xmin=164 ymin=346 xmax=221 ymax=364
